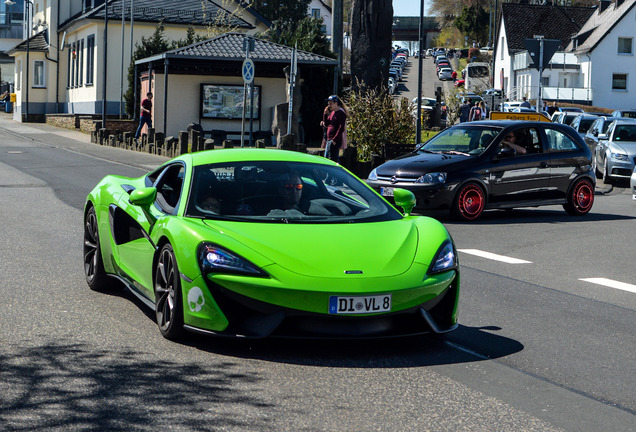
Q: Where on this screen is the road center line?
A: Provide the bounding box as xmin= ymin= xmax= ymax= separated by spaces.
xmin=458 ymin=249 xmax=532 ymax=264
xmin=579 ymin=278 xmax=636 ymax=294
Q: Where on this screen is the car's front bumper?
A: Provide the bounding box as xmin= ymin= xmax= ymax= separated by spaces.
xmin=367 ymin=180 xmax=458 ymax=213
xmin=181 ymin=267 xmax=459 ymax=339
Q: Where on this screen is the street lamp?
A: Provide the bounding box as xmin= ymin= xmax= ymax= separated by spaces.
xmin=5 ymin=0 xmax=32 ymax=122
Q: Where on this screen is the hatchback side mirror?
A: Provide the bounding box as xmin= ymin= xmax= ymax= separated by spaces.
xmin=598 ymin=133 xmax=608 ymax=141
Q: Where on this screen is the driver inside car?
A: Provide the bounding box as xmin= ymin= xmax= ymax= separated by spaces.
xmin=501 ymin=131 xmax=527 ymax=155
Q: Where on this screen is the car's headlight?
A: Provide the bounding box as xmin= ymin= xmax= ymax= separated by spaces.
xmin=416 ymin=172 xmax=447 ymax=184
xmin=428 ymin=241 xmax=457 ymax=274
xmin=368 ymin=168 xmax=378 ymax=181
xmin=198 ymin=243 xmax=267 ymax=277
xmin=611 ymin=152 xmax=629 ymax=161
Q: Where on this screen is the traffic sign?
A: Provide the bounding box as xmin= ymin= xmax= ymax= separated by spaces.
xmin=242 ymin=58 xmax=255 ymax=84
xmin=490 ymin=111 xmax=552 ymax=122
xmin=524 ymin=38 xmax=561 ymax=71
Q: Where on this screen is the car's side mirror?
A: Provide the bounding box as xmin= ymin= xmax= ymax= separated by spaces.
xmin=393 ymin=188 xmax=416 ymax=216
xmin=497 ymin=147 xmax=516 ymax=157
xmin=598 ymin=133 xmax=608 ymax=141
xmin=129 ymin=187 xmax=158 ymax=226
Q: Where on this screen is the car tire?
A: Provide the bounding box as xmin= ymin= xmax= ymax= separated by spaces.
xmin=154 ymin=243 xmax=185 ymax=340
xmin=594 ymin=154 xmax=602 ymax=179
xmin=563 ymin=178 xmax=594 ymax=216
xmin=601 ymin=158 xmax=612 ymax=185
xmin=83 ymin=206 xmax=110 ymax=291
xmin=452 ymin=183 xmax=486 ymax=221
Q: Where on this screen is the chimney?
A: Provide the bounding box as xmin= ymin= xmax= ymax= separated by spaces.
xmin=599 ymin=0 xmax=611 ymax=12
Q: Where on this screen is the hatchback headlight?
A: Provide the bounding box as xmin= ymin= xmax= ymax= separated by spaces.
xmin=428 ymin=241 xmax=457 ymax=274
xmin=611 ymin=152 xmax=629 ymax=162
xmin=198 ymin=243 xmax=267 ymax=277
xmin=416 ymin=172 xmax=447 ymax=184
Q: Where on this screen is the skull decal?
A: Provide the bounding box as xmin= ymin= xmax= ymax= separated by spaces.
xmin=187 ymin=286 xmax=205 ymax=312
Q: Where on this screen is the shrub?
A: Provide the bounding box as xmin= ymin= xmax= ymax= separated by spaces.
xmin=345 ymin=86 xmax=416 ymax=162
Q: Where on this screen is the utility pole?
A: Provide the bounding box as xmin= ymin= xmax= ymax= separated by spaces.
xmin=331 ymin=0 xmax=343 ymax=94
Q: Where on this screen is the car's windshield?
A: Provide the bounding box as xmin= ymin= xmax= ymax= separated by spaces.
xmin=578 ymin=118 xmax=596 ymax=133
xmin=467 ymin=65 xmax=489 ymax=77
xmin=419 ymin=125 xmax=502 ymax=155
xmin=613 ymin=125 xmax=636 ymax=142
xmin=186 ymin=161 xmax=402 ymax=223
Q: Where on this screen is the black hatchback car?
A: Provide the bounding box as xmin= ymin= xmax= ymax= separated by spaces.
xmin=367 ymin=121 xmax=595 ymax=221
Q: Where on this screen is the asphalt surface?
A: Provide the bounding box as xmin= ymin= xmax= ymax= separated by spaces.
xmin=0 ymin=110 xmax=635 ymax=431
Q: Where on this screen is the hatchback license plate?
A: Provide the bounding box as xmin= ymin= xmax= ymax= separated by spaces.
xmin=381 ymin=187 xmax=394 ymax=197
xmin=329 ymin=294 xmax=391 ymax=314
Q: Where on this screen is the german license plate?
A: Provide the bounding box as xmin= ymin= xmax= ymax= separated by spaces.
xmin=380 ymin=187 xmax=394 ymax=197
xmin=329 ymin=294 xmax=391 ymax=314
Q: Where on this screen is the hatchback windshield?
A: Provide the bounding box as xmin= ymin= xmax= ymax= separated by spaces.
xmin=418 ymin=125 xmax=502 ymax=155
xmin=187 ymin=161 xmax=402 ymax=223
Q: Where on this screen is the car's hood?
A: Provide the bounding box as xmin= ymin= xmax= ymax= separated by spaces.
xmin=611 ymin=141 xmax=636 ymax=155
xmin=202 ymin=219 xmax=420 ymax=278
xmin=375 ymin=152 xmax=469 ymax=176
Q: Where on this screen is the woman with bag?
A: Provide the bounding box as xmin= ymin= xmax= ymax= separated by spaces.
xmin=320 ymin=95 xmax=349 ymax=163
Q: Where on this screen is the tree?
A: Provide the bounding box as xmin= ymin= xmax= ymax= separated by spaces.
xmin=252 ymin=0 xmax=311 ymax=32
xmin=454 ymin=5 xmax=489 ymax=46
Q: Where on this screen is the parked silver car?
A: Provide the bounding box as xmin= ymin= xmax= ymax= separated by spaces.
xmin=595 ymin=119 xmax=636 ymax=183
xmin=569 ymin=114 xmax=599 ymax=139
xmin=631 ymin=165 xmax=636 ymax=200
xmin=584 ymin=116 xmax=619 ymax=157
xmin=438 ymin=67 xmax=453 ymax=80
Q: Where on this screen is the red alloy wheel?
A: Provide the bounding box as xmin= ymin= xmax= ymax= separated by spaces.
xmin=573 ymin=180 xmax=594 ymax=213
xmin=456 ymin=183 xmax=485 ymax=221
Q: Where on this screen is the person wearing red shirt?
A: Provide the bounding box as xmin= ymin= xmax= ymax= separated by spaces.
xmin=135 ymin=92 xmax=153 ymax=141
xmin=320 ymin=95 xmax=348 ymax=163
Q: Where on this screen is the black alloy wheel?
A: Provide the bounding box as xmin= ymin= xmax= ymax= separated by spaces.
xmin=154 ymin=243 xmax=185 ymax=340
xmin=83 ymin=206 xmax=109 ymax=291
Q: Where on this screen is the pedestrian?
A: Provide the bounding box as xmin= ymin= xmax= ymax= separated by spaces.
xmin=547 ymin=101 xmax=559 ymax=116
xmin=451 ymin=70 xmax=457 ymax=82
xmin=478 ymin=101 xmax=487 ymax=119
xmin=520 ymin=96 xmax=531 ymax=108
xmin=469 ymin=101 xmax=483 ymax=122
xmin=320 ymin=95 xmax=348 ymax=163
xmin=542 ymin=101 xmax=548 ymax=112
xmin=134 ymin=92 xmax=153 ymax=143
xmin=459 ymin=98 xmax=472 ymax=123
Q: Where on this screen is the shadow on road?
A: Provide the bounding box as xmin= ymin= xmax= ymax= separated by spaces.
xmin=0 ymin=341 xmax=273 ymax=431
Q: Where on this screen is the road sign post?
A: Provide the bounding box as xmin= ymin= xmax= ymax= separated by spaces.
xmin=524 ymin=37 xmax=560 ymax=112
xmin=241 ymin=38 xmax=255 ymax=147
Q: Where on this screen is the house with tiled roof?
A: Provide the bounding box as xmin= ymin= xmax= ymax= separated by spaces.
xmin=308 ymin=0 xmax=332 ymax=36
xmin=134 ymin=32 xmax=337 ymax=138
xmin=567 ymin=0 xmax=636 ymax=109
xmin=5 ymin=0 xmax=270 ymax=122
xmin=493 ymin=2 xmax=595 ymax=104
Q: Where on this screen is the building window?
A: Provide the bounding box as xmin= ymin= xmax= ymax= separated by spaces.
xmin=78 ymin=39 xmax=84 ymax=86
xmin=501 ymin=37 xmax=505 ymax=60
xmin=16 ymin=60 xmax=21 ymax=90
xmin=618 ymin=37 xmax=633 ymax=54
xmin=311 ymin=8 xmax=320 ymax=19
xmin=612 ymin=73 xmax=628 ymax=90
xmin=67 ymin=48 xmax=71 ymax=88
xmin=34 ymin=60 xmax=45 ymax=87
xmin=70 ymin=42 xmax=76 ymax=87
xmin=541 ymin=76 xmax=549 ymax=86
xmin=86 ymin=34 xmax=94 ymax=85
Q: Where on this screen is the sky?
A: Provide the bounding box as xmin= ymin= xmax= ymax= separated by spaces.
xmin=393 ymin=1 xmax=429 ymax=17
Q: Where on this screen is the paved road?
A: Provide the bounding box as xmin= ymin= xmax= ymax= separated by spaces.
xmin=0 ymin=113 xmax=634 ymax=431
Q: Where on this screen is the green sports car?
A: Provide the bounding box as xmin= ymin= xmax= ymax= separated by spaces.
xmin=83 ymin=149 xmax=459 ymax=339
